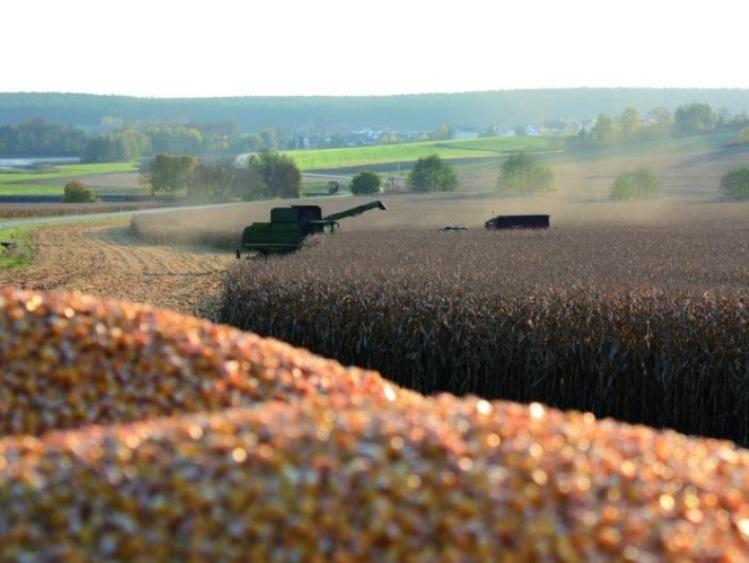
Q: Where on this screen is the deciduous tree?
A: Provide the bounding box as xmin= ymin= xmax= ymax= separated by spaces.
xmin=190 ymin=158 xmax=238 ymax=201
xmin=643 ymin=106 xmax=673 ymax=140
xmin=618 ymin=107 xmax=641 ymax=141
xmin=141 ymin=154 xmax=198 ymax=195
xmin=233 ymin=162 xmax=267 ymax=201
xmin=588 ymin=113 xmax=615 ymax=146
xmin=62 ymin=180 xmax=98 ymax=203
xmin=737 ymin=126 xmax=749 ymax=145
xmin=350 ymin=171 xmax=382 ymax=195
xmin=252 ymin=151 xmax=301 ymax=199
xmin=720 ymin=166 xmax=749 ymax=200
xmin=408 ymin=155 xmax=458 ymax=193
xmin=674 ymin=103 xmax=717 ymax=135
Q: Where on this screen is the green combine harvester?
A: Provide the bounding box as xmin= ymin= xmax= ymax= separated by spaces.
xmin=238 ymin=200 xmax=386 ymax=256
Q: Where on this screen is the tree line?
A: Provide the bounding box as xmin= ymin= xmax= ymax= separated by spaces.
xmin=141 ymin=151 xmax=463 ymax=202
xmin=4 ymin=89 xmax=749 ymax=135
xmin=568 ymin=102 xmax=748 ymax=148
xmin=140 ymin=152 xmax=301 ymax=201
xmin=2 ymin=100 xmax=749 ymax=163
xmin=0 ymin=119 xmax=282 ymax=160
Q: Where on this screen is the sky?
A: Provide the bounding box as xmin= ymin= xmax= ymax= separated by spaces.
xmin=2 ymin=0 xmax=746 ymax=98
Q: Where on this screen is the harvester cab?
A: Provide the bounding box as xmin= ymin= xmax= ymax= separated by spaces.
xmin=238 ymin=200 xmax=386 ymax=256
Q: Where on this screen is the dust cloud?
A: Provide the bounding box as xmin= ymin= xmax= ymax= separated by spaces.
xmin=133 ymin=142 xmax=748 ymax=233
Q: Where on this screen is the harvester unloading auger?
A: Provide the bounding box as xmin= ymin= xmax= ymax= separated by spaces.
xmin=237 ymin=200 xmax=386 ymax=256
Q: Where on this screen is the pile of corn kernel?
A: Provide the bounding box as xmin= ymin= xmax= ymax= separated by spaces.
xmin=1 ymin=287 xmax=749 ymax=560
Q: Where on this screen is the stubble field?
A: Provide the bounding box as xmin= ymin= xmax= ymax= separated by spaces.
xmin=0 ymin=220 xmax=235 ymax=318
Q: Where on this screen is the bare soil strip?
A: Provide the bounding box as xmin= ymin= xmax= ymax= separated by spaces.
xmin=0 ymin=220 xmax=235 ymax=319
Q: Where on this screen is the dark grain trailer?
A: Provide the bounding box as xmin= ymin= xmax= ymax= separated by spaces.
xmin=484 ymin=214 xmax=550 ymax=230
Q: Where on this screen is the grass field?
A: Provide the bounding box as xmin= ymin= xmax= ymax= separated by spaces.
xmin=0 ymin=226 xmax=33 ymax=268
xmin=0 ymin=161 xmax=143 ymax=196
xmin=284 ymin=135 xmax=562 ymax=171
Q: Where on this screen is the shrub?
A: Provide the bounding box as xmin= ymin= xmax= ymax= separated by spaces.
xmin=720 ymin=166 xmax=749 ymax=200
xmin=609 ymin=168 xmax=659 ymax=201
xmin=737 ymin=126 xmax=749 ymax=145
xmin=62 ymin=180 xmax=98 ymax=203
xmin=350 ymin=171 xmax=382 ymax=195
xmin=496 ymin=152 xmax=554 ymax=195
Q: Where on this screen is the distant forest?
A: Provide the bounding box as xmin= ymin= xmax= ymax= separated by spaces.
xmin=1 ymin=89 xmax=749 ymax=161
xmin=2 ymin=89 xmax=749 ymax=134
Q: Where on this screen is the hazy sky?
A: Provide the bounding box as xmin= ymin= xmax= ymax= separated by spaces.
xmin=3 ymin=0 xmax=746 ymax=98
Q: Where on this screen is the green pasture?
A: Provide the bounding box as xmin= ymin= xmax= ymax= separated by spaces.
xmin=0 ymin=162 xmax=138 ymax=196
xmin=284 ymin=136 xmax=563 ymax=171
xmin=0 ymin=226 xmax=33 ymax=269
xmin=0 ymin=184 xmax=72 ymax=196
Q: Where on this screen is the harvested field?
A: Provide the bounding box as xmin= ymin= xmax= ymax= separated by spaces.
xmin=0 ymin=220 xmax=235 ymax=318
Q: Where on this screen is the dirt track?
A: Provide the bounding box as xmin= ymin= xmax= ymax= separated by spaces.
xmin=0 ymin=220 xmax=235 ymax=320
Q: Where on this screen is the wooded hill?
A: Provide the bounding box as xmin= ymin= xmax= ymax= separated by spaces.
xmin=2 ymin=89 xmax=749 ymax=134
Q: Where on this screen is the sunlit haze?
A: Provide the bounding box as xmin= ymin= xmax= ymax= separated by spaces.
xmin=4 ymin=0 xmax=747 ymax=98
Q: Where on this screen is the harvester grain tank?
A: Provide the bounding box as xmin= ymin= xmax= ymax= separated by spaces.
xmin=239 ymin=200 xmax=386 ymax=255
xmin=484 ymin=214 xmax=550 ymax=230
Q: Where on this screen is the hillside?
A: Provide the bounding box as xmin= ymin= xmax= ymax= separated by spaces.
xmin=2 ymin=88 xmax=749 ymax=134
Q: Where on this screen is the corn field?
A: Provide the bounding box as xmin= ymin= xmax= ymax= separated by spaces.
xmin=218 ymin=227 xmax=749 ymax=445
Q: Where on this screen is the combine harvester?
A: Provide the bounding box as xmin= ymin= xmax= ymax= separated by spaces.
xmin=238 ymin=200 xmax=386 ymax=256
